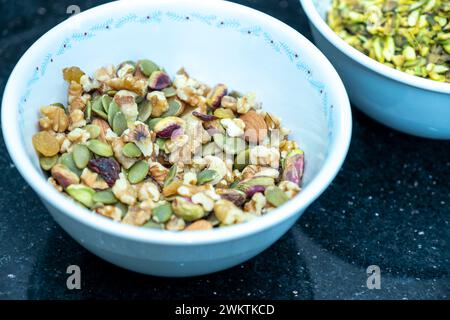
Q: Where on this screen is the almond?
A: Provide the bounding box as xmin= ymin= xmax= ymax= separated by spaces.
xmin=185 ymin=219 xmax=213 ymax=231
xmin=240 ymin=110 xmax=268 ymax=143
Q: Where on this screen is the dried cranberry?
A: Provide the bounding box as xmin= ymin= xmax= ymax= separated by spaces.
xmin=88 ymin=157 xmax=120 ymax=187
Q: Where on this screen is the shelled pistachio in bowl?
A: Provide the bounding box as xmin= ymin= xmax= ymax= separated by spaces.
xmin=327 ymin=0 xmax=450 ymax=82
xmin=32 ymin=60 xmax=305 ymax=231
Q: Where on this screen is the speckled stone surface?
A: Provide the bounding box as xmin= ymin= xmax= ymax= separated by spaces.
xmin=0 ymin=0 xmax=449 ymax=300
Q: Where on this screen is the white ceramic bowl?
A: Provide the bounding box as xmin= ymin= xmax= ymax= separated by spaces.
xmin=301 ymin=0 xmax=450 ymax=139
xmin=2 ymin=0 xmax=351 ymax=277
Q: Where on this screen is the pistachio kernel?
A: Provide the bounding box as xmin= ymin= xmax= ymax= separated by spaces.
xmin=148 ymin=71 xmax=171 ymax=90
xmin=206 ymin=84 xmax=228 ymax=109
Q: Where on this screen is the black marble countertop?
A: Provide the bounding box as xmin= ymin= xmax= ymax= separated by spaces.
xmin=1 ymin=0 xmax=449 ymax=300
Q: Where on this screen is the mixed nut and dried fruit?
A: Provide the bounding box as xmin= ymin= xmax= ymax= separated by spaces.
xmin=32 ymin=59 xmax=305 ymax=231
xmin=328 ymin=0 xmax=450 ymax=82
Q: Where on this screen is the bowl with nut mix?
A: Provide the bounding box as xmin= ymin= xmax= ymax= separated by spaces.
xmin=301 ymin=0 xmax=450 ymax=139
xmin=2 ymin=0 xmax=351 ymax=276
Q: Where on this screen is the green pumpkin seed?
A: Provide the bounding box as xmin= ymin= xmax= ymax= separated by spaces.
xmin=122 ymin=142 xmax=142 ymax=158
xmin=91 ymin=202 xmax=104 ymax=210
xmin=213 ymin=134 xmax=246 ymax=155
xmin=127 ymin=160 xmax=149 ymax=184
xmin=112 ymin=112 xmax=127 ymax=136
xmin=152 ymin=203 xmax=173 ymax=223
xmin=235 ymin=149 xmax=250 ymax=171
xmin=265 ymin=186 xmax=289 ymax=207
xmin=106 ymin=90 xmax=117 ymax=97
xmin=137 ymin=99 xmax=152 ymax=122
xmin=93 ymin=189 xmax=118 ymax=205
xmin=72 ymin=144 xmax=92 ymax=169
xmin=66 ymin=184 xmax=95 ymax=208
xmin=148 ymin=118 xmax=162 ymax=130
xmin=197 ymin=170 xmax=219 ymax=185
xmin=50 ymin=102 xmax=65 ymax=109
xmin=229 ymin=90 xmax=243 ymax=98
xmin=139 ymin=59 xmax=159 ymax=76
xmin=39 ymin=155 xmax=58 ymax=171
xmin=229 ymin=180 xmax=240 ymax=189
xmin=164 ymin=164 xmax=177 ymax=187
xmin=135 ymin=95 xmax=145 ymax=104
xmin=162 ymin=87 xmax=177 ymax=98
xmin=101 ymin=94 xmax=112 ymax=113
xmin=59 ymin=153 xmax=82 ymax=176
xmin=115 ymin=202 xmax=128 ymax=218
xmin=87 ymin=139 xmax=113 ymax=157
xmin=85 ymin=124 xmax=101 ymax=139
xmin=108 ymin=101 xmax=120 ymax=127
xmin=155 ymin=138 xmax=166 ymax=150
xmin=92 ymin=96 xmax=107 ymax=120
xmin=142 ymin=220 xmax=164 ymax=229
xmin=85 ymin=100 xmax=92 ymax=122
xmin=161 ymin=99 xmax=183 ymax=117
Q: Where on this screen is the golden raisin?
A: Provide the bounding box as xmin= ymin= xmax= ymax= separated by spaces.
xmin=63 ymin=66 xmax=85 ymax=83
xmin=32 ymin=131 xmax=60 ymax=157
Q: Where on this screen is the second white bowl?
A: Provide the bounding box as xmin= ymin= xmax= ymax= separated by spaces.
xmin=301 ymin=0 xmax=450 ymax=139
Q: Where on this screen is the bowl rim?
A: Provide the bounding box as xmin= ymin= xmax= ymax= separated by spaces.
xmin=2 ymin=0 xmax=352 ymax=246
xmin=300 ymin=0 xmax=450 ymax=94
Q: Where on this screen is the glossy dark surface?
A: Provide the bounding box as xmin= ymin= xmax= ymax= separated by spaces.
xmin=1 ymin=0 xmax=449 ymax=300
